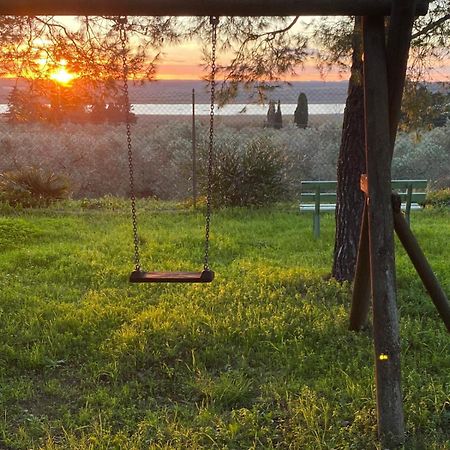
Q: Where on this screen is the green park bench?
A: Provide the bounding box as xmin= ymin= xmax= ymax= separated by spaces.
xmin=300 ymin=179 xmax=428 ymax=238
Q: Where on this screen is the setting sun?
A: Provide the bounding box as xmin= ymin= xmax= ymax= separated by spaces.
xmin=49 ymin=60 xmax=76 ymax=85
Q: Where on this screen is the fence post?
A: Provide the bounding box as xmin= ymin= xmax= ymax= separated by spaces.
xmin=192 ymin=88 xmax=197 ymax=208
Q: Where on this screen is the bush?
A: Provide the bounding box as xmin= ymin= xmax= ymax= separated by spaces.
xmin=0 ymin=167 xmax=70 ymax=208
xmin=207 ymin=137 xmax=288 ymax=207
xmin=424 ymin=189 xmax=450 ymax=208
xmin=393 ymin=122 xmax=450 ymax=183
xmin=0 ymin=121 xmax=342 ymax=200
xmin=79 ymin=195 xmax=129 ymax=210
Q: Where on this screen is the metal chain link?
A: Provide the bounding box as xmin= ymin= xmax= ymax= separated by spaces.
xmin=119 ymin=17 xmax=141 ymax=271
xmin=120 ymin=16 xmax=217 ymax=273
xmin=204 ymin=16 xmax=219 ymax=271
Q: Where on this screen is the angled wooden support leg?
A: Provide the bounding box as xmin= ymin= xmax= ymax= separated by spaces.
xmin=392 ymin=194 xmax=450 ymax=332
xmin=349 ymin=177 xmax=371 ymax=330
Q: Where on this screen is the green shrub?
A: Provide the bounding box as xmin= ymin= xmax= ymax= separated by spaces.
xmin=0 ymin=166 xmax=70 ymax=208
xmin=80 ymin=195 xmax=128 ymax=210
xmin=424 ymin=188 xmax=450 ymax=208
xmin=393 ymin=122 xmax=450 ymax=183
xmin=208 ymin=137 xmax=288 ymax=207
xmin=0 ymin=121 xmax=341 ymax=200
xmin=0 ymin=200 xmax=16 ymax=214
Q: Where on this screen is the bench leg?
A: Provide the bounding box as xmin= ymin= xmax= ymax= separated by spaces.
xmin=405 ymin=184 xmax=412 ymax=225
xmin=313 ymin=211 xmax=320 ymax=239
xmin=313 ymin=186 xmax=321 ymax=238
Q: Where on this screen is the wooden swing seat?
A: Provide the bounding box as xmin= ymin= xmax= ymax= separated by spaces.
xmin=129 ymin=269 xmax=214 ymax=283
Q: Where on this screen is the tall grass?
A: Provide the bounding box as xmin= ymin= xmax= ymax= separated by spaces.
xmin=0 ymin=202 xmax=448 ymax=449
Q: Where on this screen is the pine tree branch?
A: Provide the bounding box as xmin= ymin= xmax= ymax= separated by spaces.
xmin=411 ymin=13 xmax=450 ymax=40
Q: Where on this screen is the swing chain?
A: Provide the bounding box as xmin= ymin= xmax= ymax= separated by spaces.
xmin=119 ymin=16 xmax=217 ymax=276
xmin=119 ymin=17 xmax=141 ymax=271
xmin=204 ymin=16 xmax=219 ymax=271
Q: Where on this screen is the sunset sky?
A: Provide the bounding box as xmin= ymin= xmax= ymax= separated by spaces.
xmin=39 ymin=16 xmax=448 ymax=82
xmin=155 ymin=45 xmax=343 ymax=81
xmin=8 ymin=16 xmax=450 ymax=83
xmin=149 ymin=17 xmax=450 ymax=82
xmin=156 ymin=43 xmax=450 ymax=81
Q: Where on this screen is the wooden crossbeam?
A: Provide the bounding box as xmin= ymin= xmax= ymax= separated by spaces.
xmin=0 ymin=0 xmax=429 ymax=16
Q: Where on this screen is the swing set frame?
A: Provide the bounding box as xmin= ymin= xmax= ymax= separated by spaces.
xmin=4 ymin=1 xmax=449 ymax=447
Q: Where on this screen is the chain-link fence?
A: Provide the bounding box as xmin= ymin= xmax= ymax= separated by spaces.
xmin=0 ymin=78 xmax=449 ymax=200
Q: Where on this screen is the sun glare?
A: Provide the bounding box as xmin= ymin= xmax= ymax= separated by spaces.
xmin=49 ymin=60 xmax=76 ymax=85
xmin=50 ymin=68 xmax=75 ymax=85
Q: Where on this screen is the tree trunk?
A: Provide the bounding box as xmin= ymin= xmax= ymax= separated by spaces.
xmin=332 ymin=17 xmax=366 ymax=282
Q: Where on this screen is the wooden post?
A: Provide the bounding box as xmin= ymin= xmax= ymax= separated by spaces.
xmin=349 ymin=173 xmax=371 ymax=330
xmin=386 ymin=0 xmax=450 ymax=330
xmin=386 ymin=0 xmax=418 ymax=152
xmin=192 ymin=88 xmax=197 ymax=209
xmin=350 ymin=0 xmax=418 ymax=329
xmin=363 ymin=15 xmax=404 ymax=446
xmin=349 ymin=199 xmax=371 ymax=330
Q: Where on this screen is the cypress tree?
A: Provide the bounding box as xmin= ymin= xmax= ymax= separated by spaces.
xmin=294 ymin=92 xmax=308 ymax=128
xmin=266 ymin=100 xmax=276 ymax=128
xmin=274 ymin=100 xmax=283 ymax=129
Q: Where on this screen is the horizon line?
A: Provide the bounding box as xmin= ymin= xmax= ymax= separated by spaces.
xmin=0 ymin=76 xmax=448 ymax=83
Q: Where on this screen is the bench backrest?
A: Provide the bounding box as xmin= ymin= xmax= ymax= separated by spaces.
xmin=300 ymin=180 xmax=337 ymax=204
xmin=391 ymin=180 xmax=427 ymax=204
xmin=300 ymin=179 xmax=427 ymax=205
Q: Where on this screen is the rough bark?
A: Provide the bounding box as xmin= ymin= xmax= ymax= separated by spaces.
xmin=363 ymin=16 xmax=404 ymax=445
xmin=332 ymin=17 xmax=366 ymax=281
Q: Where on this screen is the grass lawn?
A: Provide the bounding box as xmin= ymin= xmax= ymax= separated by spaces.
xmin=0 ymin=201 xmax=448 ymax=449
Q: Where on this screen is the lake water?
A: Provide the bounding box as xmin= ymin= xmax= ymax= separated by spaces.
xmin=133 ymin=103 xmax=345 ymax=116
xmin=0 ymin=103 xmax=345 ymax=116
